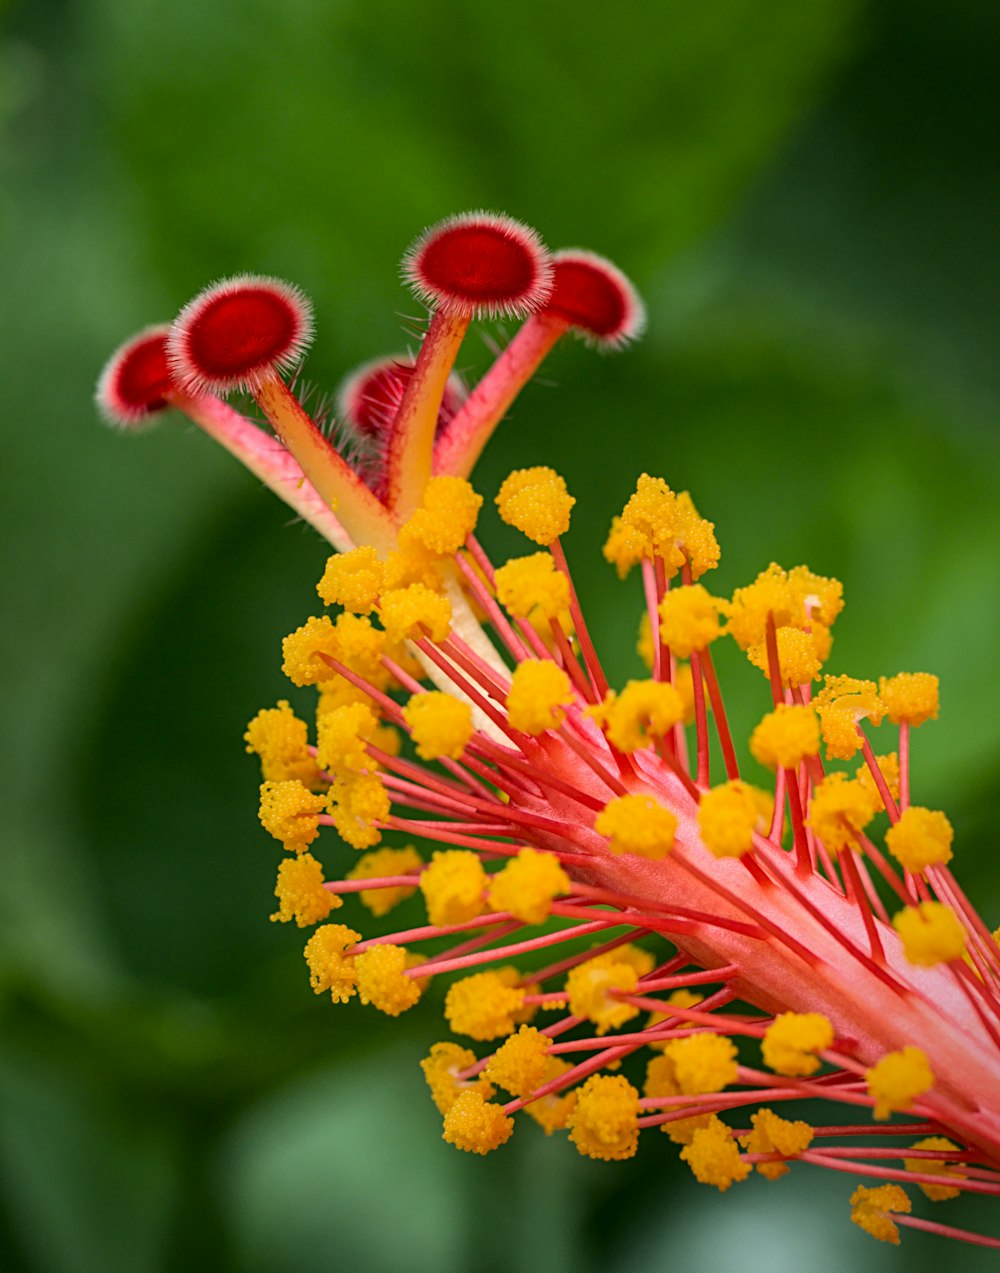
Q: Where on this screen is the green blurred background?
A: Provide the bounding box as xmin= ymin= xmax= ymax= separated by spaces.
xmin=2 ymin=0 xmax=999 ymax=1268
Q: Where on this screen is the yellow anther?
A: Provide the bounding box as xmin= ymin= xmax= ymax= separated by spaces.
xmin=483 ymin=1025 xmax=552 ymax=1097
xmin=398 ymin=475 xmax=483 ymax=556
xmin=697 ymin=780 xmax=772 ymax=860
xmin=487 ymin=848 xmax=570 ymax=924
xmin=327 ymin=771 xmax=389 ymax=849
xmin=885 ymin=806 xmax=954 ymax=872
xmin=316 ymin=675 xmax=376 ymax=719
xmin=421 ymin=1042 xmax=494 ymax=1115
xmin=727 ymin=564 xmax=798 ymax=650
xmin=381 ymin=542 xmax=444 ymax=592
xmin=599 ymin=679 xmax=684 ymax=753
xmin=879 ymin=672 xmax=940 ymax=726
xmin=679 ymin=1115 xmax=751 ymax=1191
xmin=420 ymin=849 xmax=487 ymax=926
xmin=746 ymin=625 xmax=824 ymax=687
xmin=663 ymin=1033 xmax=739 ymax=1094
xmin=658 ymin=584 xmax=728 ymax=657
xmin=850 ymin=1184 xmax=911 ymax=1245
xmin=315 ymin=701 xmax=378 ymax=777
xmin=737 ymin=1108 xmax=814 ymax=1180
xmin=244 ymin=700 xmax=321 ymax=785
xmin=258 ymin=778 xmax=327 ymax=852
xmin=904 ymin=1136 xmax=963 ymax=1201
xmin=379 ymin=583 xmax=452 ymax=644
xmin=270 ymin=852 xmax=340 ymax=927
xmin=331 ymin=612 xmax=392 ymax=688
xmin=643 ymin=1055 xmax=712 ymax=1144
xmin=807 ymin=772 xmax=875 ymax=853
xmin=316 ymin=545 xmax=384 ymax=613
xmin=749 ymin=703 xmax=820 ymax=771
xmin=615 ymin=474 xmax=682 ymax=573
xmin=303 ymin=923 xmax=361 ymax=1003
xmin=281 ymin=615 xmax=340 ymax=687
xmin=505 ymin=659 xmax=574 ymax=734
xmin=674 ymin=491 xmax=721 ymax=580
xmin=493 ymin=552 xmax=571 ymax=622
xmin=442 ymin=1089 xmax=514 ymax=1154
xmin=761 ymin=1012 xmax=834 ymax=1077
xmin=595 ymin=793 xmax=678 ymax=860
xmin=565 ymin=947 xmax=654 ymax=1034
xmin=603 ymin=514 xmax=649 ymax=579
xmin=892 ymin=901 xmax=966 ymax=966
xmin=495 ymin=466 xmax=575 ymax=545
xmin=567 ymin=1074 xmax=640 ymax=1161
xmin=347 ymin=845 xmax=422 ymax=917
xmin=523 ymin=1057 xmax=578 ymax=1134
xmin=788 ymin=565 xmax=844 ymax=628
xmin=445 ymin=968 xmax=526 ymax=1040
xmin=403 ymin=690 xmax=474 ymax=761
xmin=354 ymin=943 xmax=423 ymax=1015
xmin=866 ymin=1046 xmax=934 ymax=1120
xmin=814 ymin=675 xmax=885 ymax=760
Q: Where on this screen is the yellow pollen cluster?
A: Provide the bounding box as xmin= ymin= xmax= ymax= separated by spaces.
xmin=697 ymin=780 xmax=772 ymax=859
xmin=595 ymin=793 xmax=678 ymax=860
xmin=495 ymin=466 xmax=575 ymax=545
xmin=814 ymin=675 xmax=885 ymax=761
xmin=327 ymin=771 xmax=390 ymax=849
xmin=903 ymin=1136 xmax=963 ymax=1201
xmin=855 ymin=751 xmax=900 ymax=806
xmin=850 ymin=1184 xmax=911 ymax=1245
xmin=597 ymin=679 xmax=684 ymax=753
xmin=354 ymin=943 xmax=423 ymax=1015
xmin=332 ymin=613 xmax=394 ymax=685
xmin=879 ymin=672 xmax=940 ymax=726
xmin=746 ymin=625 xmax=823 ymax=687
xmin=316 ymin=545 xmax=384 ymax=613
xmin=316 ymin=701 xmax=378 ymax=776
xmin=403 ymin=690 xmax=474 ymax=760
xmin=421 ymin=1041 xmax=494 ymax=1115
xmin=866 ymin=1046 xmax=934 ymax=1120
xmin=884 ymin=806 xmax=954 ymax=872
xmin=761 ymin=1012 xmax=834 ymax=1076
xmin=493 ymin=552 xmax=570 ymax=621
xmin=603 ymin=475 xmax=720 ymax=581
xmin=245 ymin=700 xmax=321 ymax=785
xmin=378 ymin=582 xmax=451 ymax=644
xmin=346 ymin=845 xmax=421 ymax=916
xmin=642 ymin=1055 xmax=712 ymax=1144
xmin=565 ymin=946 xmax=654 ymax=1034
xmin=737 ymin=1108 xmax=814 ymax=1180
xmin=399 ymin=475 xmax=482 ymax=556
xmin=487 ymin=847 xmax=569 ymax=924
xmin=567 ymin=1074 xmax=640 ymax=1161
xmin=420 ymin=849 xmax=487 ymax=926
xmin=728 ymin=563 xmax=843 ymax=650
xmin=483 ymin=1024 xmax=551 ymax=1096
xmin=680 ymin=1115 xmax=751 ymax=1191
xmin=303 ymin=923 xmax=361 ymax=1002
xmin=807 ymin=772 xmax=875 ymax=854
xmin=663 ymin=1033 xmax=739 ymax=1094
xmin=892 ymin=901 xmax=966 ymax=966
xmin=445 ymin=968 xmax=527 ymax=1040
xmin=658 ymin=584 xmax=728 ymax=658
xmin=281 ymin=615 xmax=340 ymax=687
xmin=271 ymin=852 xmax=340 ymax=926
xmin=442 ymin=1089 xmax=515 ymax=1154
xmin=505 ymin=659 xmax=573 ymax=734
xmin=258 ymin=779 xmax=327 ymax=852
xmin=674 ymin=491 xmax=721 ymax=580
xmin=749 ymin=703 xmax=820 ymax=771
xmin=523 ymin=1057 xmax=578 ymax=1134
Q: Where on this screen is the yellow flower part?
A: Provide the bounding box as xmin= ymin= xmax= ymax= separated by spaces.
xmin=728 ymin=563 xmax=843 ymax=650
xmin=403 ymin=690 xmax=474 ymax=761
xmin=244 ymin=700 xmax=321 ymax=785
xmin=738 ymin=1108 xmax=814 ymax=1181
xmin=879 ymin=672 xmax=940 ymax=727
xmin=347 ymin=845 xmax=422 ymax=917
xmin=325 ymin=613 xmax=392 ymax=689
xmin=904 ymin=1136 xmax=963 ymax=1202
xmin=697 ymin=780 xmax=772 ymax=860
xmin=281 ymin=615 xmax=340 ymax=687
xmin=892 ymin=901 xmax=966 ymax=966
xmin=398 ymin=475 xmax=482 ymax=556
xmin=595 ymin=793 xmax=678 ymax=860
xmin=674 ymin=491 xmax=721 ymax=580
xmin=749 ymin=703 xmax=821 ymax=771
xmin=866 ymin=1046 xmax=934 ymax=1120
xmin=270 ymin=852 xmax=340 ymax=927
xmin=643 ymin=1055 xmax=713 ymax=1145
xmin=483 ymin=1025 xmax=552 ymax=1097
xmin=316 ymin=675 xmax=375 ymax=718
xmin=680 ymin=1115 xmax=751 ymax=1191
xmin=600 ymin=679 xmax=684 ymax=753
xmin=487 ymin=848 xmax=570 ymax=924
xmin=657 ymin=584 xmax=728 ymax=658
xmin=258 ymin=779 xmax=327 ymax=852
xmin=855 ymin=751 xmax=901 ymax=807
xmin=316 ymin=545 xmax=384 ymax=613
xmin=379 ymin=583 xmax=452 ymax=644
xmin=603 ymin=514 xmax=649 ymax=579
xmin=637 ymin=611 xmax=654 ymax=670
xmin=445 ymin=968 xmax=527 ymax=1040
xmin=807 ymin=772 xmax=875 ymax=853
xmin=613 ymin=474 xmax=682 ymax=574
xmin=303 ymin=923 xmax=361 ymax=1003
xmin=505 ymin=659 xmax=573 ymax=734
xmin=420 ymin=1042 xmax=494 ymax=1115
xmin=327 ymin=771 xmax=390 ymax=849
xmin=567 ymin=1074 xmax=640 ymax=1161
xmin=523 ymin=1056 xmax=578 ymax=1134
xmin=761 ymin=1012 xmax=834 ymax=1077
xmin=565 ymin=947 xmax=654 ymax=1034
xmin=354 ymin=943 xmax=423 ymax=1016
xmin=646 ymin=989 xmax=705 ymax=1051
xmin=442 ymin=1089 xmax=515 ymax=1155
xmin=420 ymin=849 xmax=487 ymax=926
xmin=850 ymin=1184 xmax=911 ymax=1245
xmin=381 ymin=541 xmax=443 ymax=592
xmin=663 ymin=1033 xmax=739 ymax=1094
xmin=746 ymin=625 xmax=823 ymax=687
xmin=885 ymin=806 xmax=954 ymax=872
xmin=493 ymin=552 xmax=570 ymax=621
xmin=315 ymin=701 xmax=378 ymax=776
xmin=814 ymin=675 xmax=885 ymax=761
xmin=495 ymin=466 xmax=575 ymax=546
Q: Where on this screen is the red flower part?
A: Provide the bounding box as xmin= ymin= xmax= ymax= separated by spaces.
xmin=545 ymin=249 xmax=646 ymax=349
xmin=338 ymin=355 xmax=467 ymax=440
xmin=402 ymin=212 xmax=554 ymax=320
xmin=168 ymin=274 xmax=314 ymax=395
xmin=95 ymin=324 xmax=175 ymax=428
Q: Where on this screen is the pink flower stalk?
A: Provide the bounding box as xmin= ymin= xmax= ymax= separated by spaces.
xmin=97 ymin=212 xmax=1000 ymax=1250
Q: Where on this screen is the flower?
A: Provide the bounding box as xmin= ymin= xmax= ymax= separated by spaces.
xmin=97 ymin=211 xmax=1000 ymax=1251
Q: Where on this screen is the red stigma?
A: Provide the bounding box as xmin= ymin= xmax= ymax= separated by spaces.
xmin=168 ymin=274 xmax=314 ymax=394
xmin=95 ymin=324 xmax=175 ymax=427
xmin=339 ymin=355 xmax=466 ymax=440
xmin=545 ymin=250 xmax=646 ymax=349
xmin=403 ymin=211 xmax=553 ymax=319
